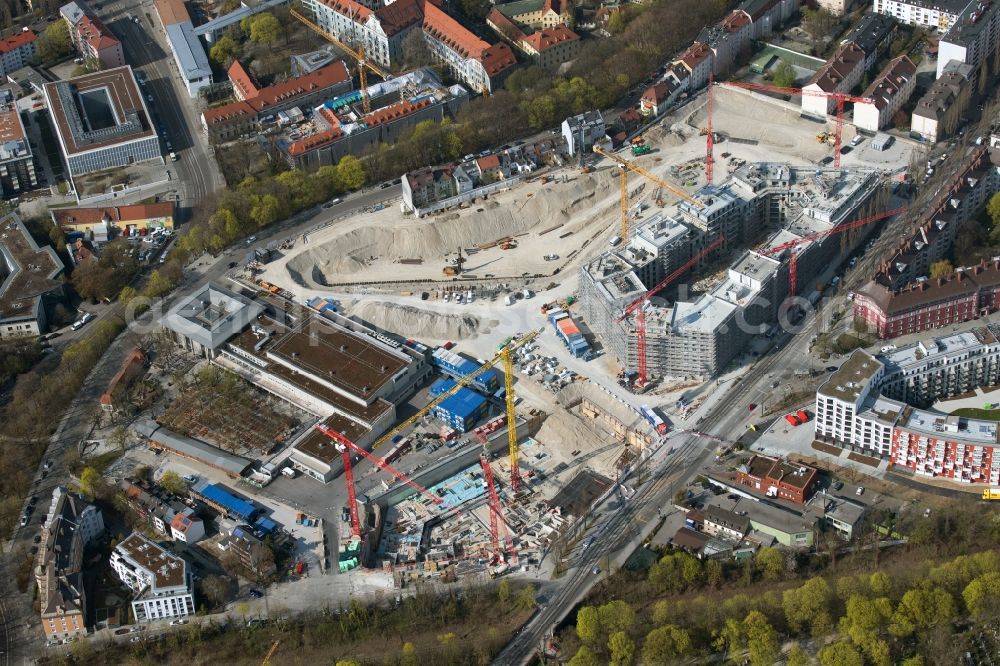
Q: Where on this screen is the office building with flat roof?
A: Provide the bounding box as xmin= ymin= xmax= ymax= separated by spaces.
xmin=0 ymin=213 xmax=65 ymax=339
xmin=43 ymin=66 xmax=161 ymax=177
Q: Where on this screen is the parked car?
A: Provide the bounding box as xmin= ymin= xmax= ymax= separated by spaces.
xmin=182 ymin=474 xmax=197 ymax=484
xmin=249 ymin=589 xmax=263 ymax=599
xmin=856 ymin=486 xmax=865 ymax=496
xmin=169 ymin=619 xmax=188 ymax=626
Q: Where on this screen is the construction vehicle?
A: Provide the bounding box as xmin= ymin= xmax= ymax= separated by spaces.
xmin=616 ymin=236 xmax=725 ymax=387
xmin=442 ymin=247 xmax=464 ymax=276
xmin=983 ymin=488 xmax=1000 ymax=500
xmin=816 ymin=132 xmax=830 ymax=143
xmin=592 ymin=145 xmax=704 ymax=242
xmin=631 ymin=135 xmax=651 ymax=156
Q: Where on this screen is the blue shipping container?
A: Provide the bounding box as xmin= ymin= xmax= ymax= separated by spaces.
xmin=432 ymin=387 xmax=487 ymax=432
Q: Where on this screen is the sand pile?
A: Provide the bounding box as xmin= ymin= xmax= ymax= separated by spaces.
xmin=286 ymin=169 xmax=617 ymax=283
xmin=352 ymin=301 xmax=495 ymax=340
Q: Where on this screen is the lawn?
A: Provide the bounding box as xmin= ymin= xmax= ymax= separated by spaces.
xmin=950 ymin=407 xmax=1000 ymax=421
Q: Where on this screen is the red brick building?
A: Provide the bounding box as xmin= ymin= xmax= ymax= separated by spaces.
xmin=734 ymin=455 xmax=818 ymax=504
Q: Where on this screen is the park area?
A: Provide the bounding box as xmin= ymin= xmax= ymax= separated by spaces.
xmin=158 ymin=364 xmax=305 ymax=455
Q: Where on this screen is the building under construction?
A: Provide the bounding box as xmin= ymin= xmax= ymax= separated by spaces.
xmin=579 ymin=163 xmax=887 ymax=379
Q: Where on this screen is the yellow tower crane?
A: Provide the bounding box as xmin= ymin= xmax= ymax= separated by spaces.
xmin=501 ymin=346 xmax=522 ymax=491
xmin=290 ymin=8 xmax=389 ymax=115
xmin=593 ymin=145 xmax=705 ymax=241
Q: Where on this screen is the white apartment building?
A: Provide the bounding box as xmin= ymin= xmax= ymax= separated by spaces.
xmin=816 ymin=327 xmax=1000 ymax=485
xmin=0 ymin=31 xmax=37 ymax=78
xmin=853 ymin=55 xmax=917 ymax=131
xmin=872 ymin=0 xmax=969 ymax=30
xmin=802 ymin=41 xmax=866 ymax=116
xmin=110 ymin=533 xmax=195 ymax=622
xmin=936 ymin=0 xmax=1000 ymax=78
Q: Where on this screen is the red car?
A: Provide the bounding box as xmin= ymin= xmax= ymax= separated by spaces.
xmin=747 ymin=403 xmax=757 ymax=412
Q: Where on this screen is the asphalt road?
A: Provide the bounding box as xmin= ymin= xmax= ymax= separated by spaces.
xmin=99 ymin=0 xmax=223 ymax=217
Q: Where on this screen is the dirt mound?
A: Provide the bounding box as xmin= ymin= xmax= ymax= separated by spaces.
xmin=352 ymin=301 xmax=495 ymax=340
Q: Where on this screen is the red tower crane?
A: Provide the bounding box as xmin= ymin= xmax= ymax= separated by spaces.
xmin=315 ymin=425 xmax=453 ymax=537
xmin=616 ymin=235 xmax=726 ymax=387
xmin=760 ymin=207 xmax=906 ymax=297
xmin=706 ymin=73 xmax=714 ymax=184
xmin=479 ymin=452 xmax=514 ymax=562
xmin=722 ymin=81 xmax=871 ymax=168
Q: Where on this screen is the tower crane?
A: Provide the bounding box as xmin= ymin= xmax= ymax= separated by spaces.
xmin=721 ymin=81 xmax=872 ymax=168
xmin=706 ymin=72 xmax=714 ymax=184
xmin=759 ymin=207 xmax=906 ymax=297
xmin=479 ymin=447 xmax=515 ymax=562
xmin=290 ymin=8 xmax=389 ymax=115
xmin=616 ymin=236 xmax=726 ymax=388
xmin=592 ymin=145 xmax=704 ymax=242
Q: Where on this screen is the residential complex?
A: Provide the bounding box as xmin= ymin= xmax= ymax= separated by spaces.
xmin=562 ymin=110 xmax=606 ymax=156
xmin=801 ymin=41 xmax=866 ymax=117
xmin=110 ymin=533 xmax=196 ymax=622
xmin=579 ymin=163 xmax=884 ymax=379
xmin=303 ymin=0 xmax=516 ymax=93
xmin=34 ymin=488 xmax=104 ymax=640
xmin=815 ymin=327 xmax=1000 ymax=485
xmin=872 ymin=0 xmax=969 ymax=29
xmin=852 ymin=55 xmax=916 ymax=131
xmin=0 ymin=213 xmax=65 ymax=339
xmin=0 ymin=31 xmax=37 ymax=78
xmin=0 ymin=98 xmax=38 ymax=195
xmin=486 ymin=0 xmax=580 ymax=69
xmin=202 ymin=60 xmax=352 ymax=143
xmin=910 ymin=62 xmax=973 ymax=142
xmin=43 ymin=66 xmax=161 ymax=178
xmin=853 ymin=144 xmax=1000 ymax=338
xmin=842 ymin=13 xmax=898 ymax=71
xmin=61 ymin=1 xmax=125 ymax=69
xmin=936 ymin=0 xmax=1000 ymax=79
xmin=275 ymin=69 xmax=467 ymax=169
xmin=153 ymin=0 xmax=212 ymax=97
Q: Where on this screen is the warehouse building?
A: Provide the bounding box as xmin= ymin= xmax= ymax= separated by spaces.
xmin=580 ymin=163 xmax=884 ymax=379
xmin=43 ymin=66 xmax=161 ymax=177
xmin=815 ymin=326 xmax=1000 ymax=486
xmin=191 ymin=483 xmax=259 ymax=523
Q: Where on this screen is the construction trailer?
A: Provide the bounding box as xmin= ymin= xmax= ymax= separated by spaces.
xmin=431 ymin=347 xmax=500 ymax=393
xmin=548 ymin=309 xmax=591 ymax=359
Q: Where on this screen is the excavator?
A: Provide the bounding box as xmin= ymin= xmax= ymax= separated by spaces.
xmin=442 ymin=247 xmax=465 ymax=276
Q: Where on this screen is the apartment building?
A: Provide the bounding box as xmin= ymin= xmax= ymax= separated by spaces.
xmin=911 ymin=63 xmax=973 ymax=142
xmin=842 ymin=13 xmax=898 ymax=71
xmin=816 ymin=328 xmax=1000 ymax=485
xmin=802 ymin=42 xmax=866 ymax=116
xmin=35 ymin=487 xmax=104 ymax=640
xmin=936 ymin=0 xmax=1000 ymax=79
xmin=0 ymin=100 xmax=38 ymax=196
xmin=306 ymin=0 xmax=515 ymax=93
xmin=201 ymin=61 xmax=352 ymax=142
xmin=110 ymin=533 xmax=196 ymax=622
xmin=0 ymin=31 xmax=36 ymax=78
xmin=61 ymin=1 xmax=124 ymax=68
xmin=853 ymin=55 xmax=917 ymax=131
xmin=0 ymin=213 xmax=65 ymax=340
xmin=873 ymin=0 xmax=969 ymax=29
xmin=562 ymin=110 xmax=606 ymax=156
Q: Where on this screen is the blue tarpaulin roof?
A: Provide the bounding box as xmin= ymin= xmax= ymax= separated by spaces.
xmin=436 ymin=387 xmax=486 ymax=420
xmin=253 ymin=516 xmax=277 ymax=533
xmin=201 ymin=484 xmax=257 ymax=522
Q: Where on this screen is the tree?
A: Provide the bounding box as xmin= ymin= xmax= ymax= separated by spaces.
xmin=988 ymin=192 xmax=1000 ymax=239
xmin=963 ymin=572 xmax=1000 ymax=617
xmin=336 ymin=155 xmax=367 ymax=191
xmin=801 ymin=8 xmax=837 ymax=51
xmin=744 ymin=610 xmax=779 ymax=666
xmin=784 ymin=576 xmax=834 ymax=637
xmin=458 ymin=0 xmax=490 ymax=20
xmin=889 ymin=586 xmax=956 ymax=638
xmin=787 ymin=644 xmax=811 ymax=666
xmin=159 ymin=470 xmax=186 ymax=495
xmin=37 ymin=20 xmax=73 ymax=64
xmin=335 ymin=662 xmax=361 ymax=666
xmin=598 ymin=600 xmax=635 ymax=635
xmin=840 ymin=594 xmax=892 ymax=649
xmin=609 ymin=631 xmax=635 ymax=666
xmin=642 ymin=625 xmax=692 ymax=665
xmin=771 ymin=60 xmax=797 ymax=88
xmin=516 ymin=584 xmax=537 ymax=611
xmin=497 ymin=579 xmax=511 ymax=605
xmin=928 ymin=260 xmax=953 ymax=279
xmin=199 ymin=575 xmax=229 ymax=606
xmin=576 ymin=606 xmax=600 ymax=644
xmin=109 ymin=426 xmax=129 ymax=452
xmin=209 ymin=35 xmax=241 ymax=66
xmin=248 ymin=13 xmax=281 ymax=45
xmin=250 ymin=195 xmax=281 ymax=228
xmin=568 ymin=646 xmax=600 ymax=666
xmin=819 ymin=641 xmax=864 ymax=666
xmin=400 ymin=642 xmax=418 ymax=666
xmin=79 ymin=466 xmax=102 ymax=499
xmin=400 ymin=29 xmax=434 ymax=70
xmin=756 ymin=547 xmax=785 ymax=581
